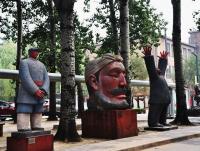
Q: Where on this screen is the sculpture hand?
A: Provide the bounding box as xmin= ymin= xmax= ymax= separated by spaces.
xmin=40 ymin=88 xmax=47 ymax=96
xmin=158 ymin=51 xmax=169 ymax=59
xmin=35 ymin=90 xmax=45 ymax=99
xmin=142 ymin=46 xmax=152 ymax=56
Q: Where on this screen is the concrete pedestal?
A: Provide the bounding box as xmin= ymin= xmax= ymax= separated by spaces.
xmin=144 ymin=125 xmax=178 ymax=131
xmin=82 ymin=109 xmax=138 ymax=139
xmin=7 ymin=131 xmax=54 ymax=151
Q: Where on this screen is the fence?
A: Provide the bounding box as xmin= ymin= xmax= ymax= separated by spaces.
xmin=0 ymin=69 xmax=179 ymax=117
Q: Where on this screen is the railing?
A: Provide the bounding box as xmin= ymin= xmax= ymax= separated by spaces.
xmin=0 ymin=69 xmax=175 ymax=87
xmin=0 ymin=69 xmax=177 ymax=117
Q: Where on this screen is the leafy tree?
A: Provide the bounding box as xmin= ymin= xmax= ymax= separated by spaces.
xmin=171 ymin=0 xmax=191 ymax=125
xmin=74 ymin=16 xmax=95 ymax=117
xmin=129 ymin=53 xmax=148 ymax=80
xmin=183 ymin=56 xmax=196 ymax=86
xmin=193 ymin=10 xmax=200 ymax=31
xmin=46 ymin=0 xmax=58 ymax=121
xmin=53 ymin=0 xmax=81 ymax=142
xmin=1 ymin=0 xmax=94 ymax=121
xmin=119 ymin=0 xmax=132 ymax=106
xmin=0 ymin=41 xmax=16 ymax=100
xmin=129 ymin=0 xmax=167 ymax=50
xmin=84 ymin=0 xmax=166 ymax=55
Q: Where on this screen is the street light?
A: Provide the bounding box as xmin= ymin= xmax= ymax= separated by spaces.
xmin=191 ymin=51 xmax=199 ymax=84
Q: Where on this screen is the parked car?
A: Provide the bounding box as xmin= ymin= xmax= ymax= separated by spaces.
xmin=0 ymin=99 xmax=50 ymax=120
xmin=42 ymin=99 xmax=60 ymax=117
xmin=43 ymin=99 xmax=49 ymax=115
xmin=0 ymin=100 xmax=15 ymax=121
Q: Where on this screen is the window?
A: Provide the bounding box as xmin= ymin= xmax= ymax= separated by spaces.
xmin=166 ymin=66 xmax=171 ymax=79
xmin=166 ymin=42 xmax=170 ymax=52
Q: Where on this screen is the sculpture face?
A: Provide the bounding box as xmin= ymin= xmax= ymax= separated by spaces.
xmin=86 ymin=60 xmax=129 ymax=110
xmin=29 ymin=51 xmax=39 ymax=59
xmin=98 ymin=61 xmax=127 ymax=102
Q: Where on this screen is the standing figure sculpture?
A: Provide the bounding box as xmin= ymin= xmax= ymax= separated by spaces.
xmin=85 ymin=53 xmax=129 ymax=110
xmin=17 ymin=48 xmax=50 ymax=132
xmin=143 ymin=46 xmax=171 ymax=127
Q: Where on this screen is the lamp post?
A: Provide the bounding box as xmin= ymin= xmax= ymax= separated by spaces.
xmin=191 ymin=51 xmax=199 ymax=84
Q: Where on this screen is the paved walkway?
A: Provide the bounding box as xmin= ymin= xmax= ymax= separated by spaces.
xmin=0 ymin=114 xmax=200 ymax=151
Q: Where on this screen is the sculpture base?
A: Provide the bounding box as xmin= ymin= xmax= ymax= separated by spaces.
xmin=82 ymin=109 xmax=138 ymax=139
xmin=7 ymin=131 xmax=54 ymax=151
xmin=144 ymin=125 xmax=178 ymax=131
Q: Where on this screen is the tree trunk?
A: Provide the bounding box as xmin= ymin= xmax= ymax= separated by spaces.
xmin=14 ymin=0 xmax=22 ymax=123
xmin=53 ymin=0 xmax=80 ymax=141
xmin=171 ymin=0 xmax=191 ymax=125
xmin=108 ymin=0 xmax=119 ymax=55
xmin=119 ymin=0 xmax=132 ymax=107
xmin=77 ymin=82 xmax=84 ymax=118
xmin=47 ymin=0 xmax=57 ymax=121
xmin=75 ymin=57 xmax=84 ymax=118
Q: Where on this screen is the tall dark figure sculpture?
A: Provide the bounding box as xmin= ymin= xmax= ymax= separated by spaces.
xmin=143 ymin=46 xmax=171 ymax=127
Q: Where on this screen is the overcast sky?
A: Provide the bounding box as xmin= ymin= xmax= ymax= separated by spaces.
xmin=150 ymin=0 xmax=200 ymax=43
xmin=75 ymin=0 xmax=200 ymax=44
xmin=1 ymin=0 xmax=199 ymax=45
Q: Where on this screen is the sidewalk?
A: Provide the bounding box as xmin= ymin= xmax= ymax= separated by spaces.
xmin=0 ymin=113 xmax=200 ymax=151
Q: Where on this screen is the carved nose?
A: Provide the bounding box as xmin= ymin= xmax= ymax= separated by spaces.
xmin=119 ymin=74 xmax=127 ymax=86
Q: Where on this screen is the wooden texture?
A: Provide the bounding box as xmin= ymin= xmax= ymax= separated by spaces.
xmin=7 ymin=134 xmax=54 ymax=151
xmin=82 ymin=109 xmax=138 ymax=139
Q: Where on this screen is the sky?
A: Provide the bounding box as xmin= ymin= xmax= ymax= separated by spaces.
xmin=1 ymin=0 xmax=200 ymax=45
xmin=150 ymin=0 xmax=200 ymax=43
xmin=75 ymin=0 xmax=200 ymax=44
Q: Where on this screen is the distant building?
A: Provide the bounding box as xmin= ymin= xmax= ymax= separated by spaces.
xmin=152 ymin=35 xmax=196 ymax=83
xmin=189 ymin=31 xmax=200 ymax=53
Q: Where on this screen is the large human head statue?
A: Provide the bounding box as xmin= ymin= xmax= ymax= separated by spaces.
xmin=85 ymin=53 xmax=129 ymax=110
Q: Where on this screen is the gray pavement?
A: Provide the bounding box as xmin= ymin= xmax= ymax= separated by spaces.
xmin=142 ymin=137 xmax=200 ymax=151
xmin=0 ymin=113 xmax=200 ymax=151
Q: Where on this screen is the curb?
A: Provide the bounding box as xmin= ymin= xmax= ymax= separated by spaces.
xmin=65 ymin=126 xmax=200 ymax=151
xmin=127 ymin=133 xmax=200 ymax=151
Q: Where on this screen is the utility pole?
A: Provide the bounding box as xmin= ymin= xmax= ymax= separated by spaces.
xmin=192 ymin=51 xmax=199 ymax=84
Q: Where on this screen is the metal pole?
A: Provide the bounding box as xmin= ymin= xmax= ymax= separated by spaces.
xmin=192 ymin=52 xmax=199 ymax=83
xmin=196 ymin=55 xmax=199 ymax=83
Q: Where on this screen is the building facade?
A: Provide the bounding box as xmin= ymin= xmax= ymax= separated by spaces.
xmin=152 ymin=35 xmax=196 ymax=83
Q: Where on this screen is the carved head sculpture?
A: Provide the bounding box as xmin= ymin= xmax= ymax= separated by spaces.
xmin=85 ymin=53 xmax=129 ymax=110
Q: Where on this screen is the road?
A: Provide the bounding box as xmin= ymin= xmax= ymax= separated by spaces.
xmin=142 ymin=137 xmax=200 ymax=151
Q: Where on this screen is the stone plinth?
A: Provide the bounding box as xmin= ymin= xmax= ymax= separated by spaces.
xmin=144 ymin=125 xmax=178 ymax=131
xmin=82 ymin=109 xmax=138 ymax=139
xmin=7 ymin=131 xmax=54 ymax=151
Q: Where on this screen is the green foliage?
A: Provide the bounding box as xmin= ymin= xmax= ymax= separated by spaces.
xmin=84 ymin=0 xmax=167 ymax=56
xmin=0 ymin=79 xmax=15 ymax=101
xmin=0 ymin=41 xmax=16 ymax=69
xmin=0 ymin=41 xmax=16 ymax=100
xmin=1 ymin=0 xmax=95 ymax=74
xmin=183 ymin=55 xmax=198 ymax=85
xmin=129 ymin=0 xmax=167 ymax=50
xmin=129 ymin=52 xmax=148 ymax=80
xmin=193 ymin=10 xmax=200 ymax=31
xmin=74 ymin=15 xmax=95 ymax=74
